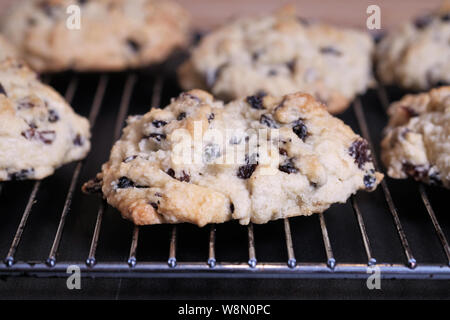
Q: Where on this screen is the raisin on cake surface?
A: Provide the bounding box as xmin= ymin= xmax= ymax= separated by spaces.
xmin=83 ymin=89 xmax=382 ymax=226
xmin=381 ymin=86 xmax=450 ymax=188
xmin=0 ymin=59 xmax=91 ymax=181
xmin=1 ymin=0 xmax=190 ymax=72
xmin=178 ymin=7 xmax=374 ymax=114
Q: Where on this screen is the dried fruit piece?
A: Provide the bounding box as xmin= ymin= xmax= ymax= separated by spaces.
xmin=292 ymin=119 xmax=308 ymax=141
xmin=150 ymin=202 xmax=158 ymax=210
xmin=286 ymin=60 xmax=296 ymax=73
xmin=166 ymin=168 xmax=176 ymax=178
xmin=117 ymin=177 xmax=135 ymax=189
xmin=246 ymin=92 xmax=266 ymax=110
xmin=166 ymin=168 xmax=190 ymax=182
xmin=73 ymin=134 xmax=83 ymax=146
xmin=251 ymin=49 xmax=264 ymax=61
xmin=0 ymin=83 xmax=6 ymax=96
xmin=8 ymin=168 xmax=35 ymax=181
xmin=363 ymin=174 xmax=376 ymax=189
xmin=126 ymin=39 xmax=141 ymax=52
xmin=237 ymin=163 xmax=257 ymax=179
xmin=414 ymin=15 xmax=433 ymax=29
xmin=260 ymin=114 xmax=279 ymax=128
xmin=178 ymin=171 xmax=190 ymax=182
xmin=402 ymin=162 xmax=428 ymax=181
xmin=279 ymin=158 xmax=298 ymax=174
xmin=48 ymin=109 xmax=60 ymax=122
xmin=349 ymin=139 xmax=372 ymax=169
xmin=17 ymin=98 xmax=36 ymax=109
xmin=21 ymin=128 xmax=56 ymax=144
xmin=320 ymin=46 xmax=342 ymax=56
xmin=21 ymin=128 xmax=35 ymax=140
xmin=123 ymin=155 xmax=138 ymax=163
xmin=441 ymin=13 xmax=450 ymax=22
xmin=147 ymin=133 xmax=166 ymax=142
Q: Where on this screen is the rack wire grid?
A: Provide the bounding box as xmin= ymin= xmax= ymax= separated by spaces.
xmin=0 ymin=65 xmax=449 ymax=280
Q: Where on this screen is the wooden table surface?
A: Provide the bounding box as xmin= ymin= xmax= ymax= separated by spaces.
xmin=0 ymin=0 xmax=443 ymax=31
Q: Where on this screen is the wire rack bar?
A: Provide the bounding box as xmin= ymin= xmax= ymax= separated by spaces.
xmin=86 ymin=200 xmax=105 ymax=267
xmin=283 ymin=218 xmax=296 ymax=268
xmin=247 ymin=223 xmax=257 ymax=268
xmin=46 ymin=75 xmax=108 ymax=267
xmin=46 ymin=159 xmax=82 ymax=266
xmin=86 ymin=74 xmax=137 ymax=267
xmin=376 ymin=84 xmax=390 ymax=112
xmin=151 ymin=76 xmax=164 ymax=108
xmin=85 ymin=75 xmax=109 ymax=125
xmin=353 ymin=97 xmax=416 ymax=268
xmin=3 ymin=262 xmax=448 ymax=280
xmin=1 ymin=70 xmax=449 ymax=280
xmin=127 ymin=226 xmax=139 ymax=268
xmin=4 ymin=181 xmax=41 ymax=266
xmin=113 ymin=74 xmax=138 ymax=140
xmin=419 ymin=185 xmax=450 ymax=266
xmin=64 ymin=77 xmax=79 ymax=105
xmin=208 ymin=224 xmax=216 ymax=268
xmin=351 ymin=196 xmax=376 ymax=266
xmin=318 ymin=212 xmax=336 ymax=269
xmin=168 ymin=226 xmax=177 ymax=268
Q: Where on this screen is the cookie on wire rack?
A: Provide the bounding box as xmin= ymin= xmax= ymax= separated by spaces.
xmin=0 ymin=58 xmax=91 ymax=181
xmin=178 ymin=6 xmax=374 ymax=114
xmin=1 ymin=0 xmax=191 ymax=72
xmin=83 ymin=89 xmax=382 ymax=226
xmin=381 ymin=86 xmax=450 ymax=189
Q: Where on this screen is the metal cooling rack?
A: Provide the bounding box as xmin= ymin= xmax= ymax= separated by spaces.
xmin=0 ymin=70 xmax=449 ymax=280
